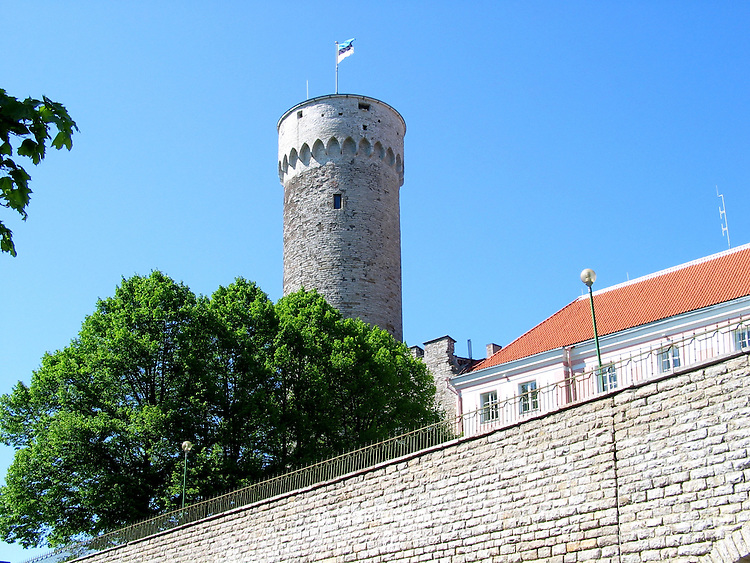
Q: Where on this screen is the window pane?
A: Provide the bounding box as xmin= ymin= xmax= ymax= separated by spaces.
xmin=519 ymin=381 xmax=537 ymax=414
xmin=658 ymin=346 xmax=680 ymax=372
xmin=735 ymin=328 xmax=749 ymax=350
xmin=598 ymin=365 xmax=617 ymax=392
xmin=480 ymin=391 xmax=498 ymax=423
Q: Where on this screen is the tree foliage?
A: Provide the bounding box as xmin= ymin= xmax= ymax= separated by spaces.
xmin=271 ymin=290 xmax=438 ymax=469
xmin=0 ymin=88 xmax=78 ymax=256
xmin=0 ymin=273 xmax=438 ymax=547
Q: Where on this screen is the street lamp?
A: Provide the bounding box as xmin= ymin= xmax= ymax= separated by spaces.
xmin=580 ymin=268 xmax=602 ymax=369
xmin=181 ymin=440 xmax=193 ymax=510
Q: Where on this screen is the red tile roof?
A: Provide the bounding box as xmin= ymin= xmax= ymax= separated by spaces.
xmin=470 ymin=243 xmax=750 ymax=372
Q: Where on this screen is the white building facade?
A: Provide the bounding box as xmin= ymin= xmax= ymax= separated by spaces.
xmin=446 ymin=243 xmax=750 ymax=436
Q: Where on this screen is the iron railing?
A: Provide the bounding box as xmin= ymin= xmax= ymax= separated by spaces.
xmin=22 ymin=420 xmax=456 ymax=563
xmin=22 ymin=318 xmax=749 ymax=563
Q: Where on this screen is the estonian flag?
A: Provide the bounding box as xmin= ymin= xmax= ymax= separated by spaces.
xmin=337 ymin=39 xmax=355 ymax=63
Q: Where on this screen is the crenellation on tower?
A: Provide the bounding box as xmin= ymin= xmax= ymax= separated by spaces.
xmin=278 ymin=94 xmax=406 ymax=340
xmin=278 ymin=95 xmax=405 ymax=186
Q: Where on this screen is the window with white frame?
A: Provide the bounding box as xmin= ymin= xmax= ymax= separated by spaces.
xmin=734 ymin=326 xmax=750 ymax=350
xmin=658 ymin=345 xmax=681 ymax=373
xmin=597 ymin=364 xmax=617 ymax=393
xmin=480 ymin=391 xmax=498 ymax=423
xmin=518 ymin=381 xmax=538 ymax=414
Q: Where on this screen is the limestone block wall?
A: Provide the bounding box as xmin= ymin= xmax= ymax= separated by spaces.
xmin=277 ymin=95 xmax=405 ymax=340
xmin=76 ymin=353 xmax=749 ymax=563
xmin=421 ymin=336 xmax=472 ymax=421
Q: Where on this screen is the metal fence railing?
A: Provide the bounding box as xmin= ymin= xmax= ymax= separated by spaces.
xmin=21 ymin=318 xmax=749 ymax=563
xmin=22 ymin=420 xmax=457 ymax=563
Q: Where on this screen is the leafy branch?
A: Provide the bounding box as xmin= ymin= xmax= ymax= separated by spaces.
xmin=0 ymin=88 xmax=78 ymax=256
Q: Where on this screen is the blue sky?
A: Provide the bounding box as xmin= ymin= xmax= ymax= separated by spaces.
xmin=2 ymin=1 xmax=750 ymax=560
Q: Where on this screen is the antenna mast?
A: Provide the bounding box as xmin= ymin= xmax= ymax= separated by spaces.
xmin=716 ymin=186 xmax=731 ymax=249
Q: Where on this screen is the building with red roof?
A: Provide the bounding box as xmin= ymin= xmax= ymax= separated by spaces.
xmin=423 ymin=243 xmax=750 ymax=435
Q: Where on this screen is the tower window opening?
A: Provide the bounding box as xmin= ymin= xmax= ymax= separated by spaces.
xmin=333 ymin=194 xmax=342 ymax=209
xmin=338 ymin=112 xmax=343 ymax=116
xmin=297 ymin=111 xmax=303 ymax=118
xmin=358 ymin=102 xmax=370 ymax=111
xmin=362 ymin=124 xmax=368 ymax=131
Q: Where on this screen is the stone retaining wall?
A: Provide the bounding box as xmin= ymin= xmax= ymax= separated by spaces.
xmin=77 ymin=353 xmax=750 ymax=563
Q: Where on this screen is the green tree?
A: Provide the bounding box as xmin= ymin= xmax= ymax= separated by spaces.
xmin=0 ymin=272 xmax=208 ymax=546
xmin=192 ymin=278 xmax=277 ymax=494
xmin=0 ymin=88 xmax=77 ymax=256
xmin=270 ymin=290 xmax=439 ymax=470
xmin=0 ymin=277 xmax=438 ymax=548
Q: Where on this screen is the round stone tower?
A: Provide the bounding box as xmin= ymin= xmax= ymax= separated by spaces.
xmin=277 ymin=94 xmax=405 ymax=341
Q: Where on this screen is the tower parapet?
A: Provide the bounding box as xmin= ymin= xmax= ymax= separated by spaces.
xmin=278 ymin=94 xmax=405 ymax=340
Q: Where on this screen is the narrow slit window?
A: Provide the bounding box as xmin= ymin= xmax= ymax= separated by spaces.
xmin=358 ymin=102 xmax=370 ymax=111
xmin=333 ymin=194 xmax=342 ymax=209
xmin=297 ymin=111 xmax=303 ymax=119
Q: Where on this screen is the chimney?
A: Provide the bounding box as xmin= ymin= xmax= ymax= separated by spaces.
xmin=486 ymin=343 xmax=502 ymax=358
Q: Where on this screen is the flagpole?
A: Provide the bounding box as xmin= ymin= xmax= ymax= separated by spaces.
xmin=335 ymin=41 xmax=339 ymax=94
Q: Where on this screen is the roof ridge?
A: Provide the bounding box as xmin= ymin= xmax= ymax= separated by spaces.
xmin=579 ymin=242 xmax=750 ymax=300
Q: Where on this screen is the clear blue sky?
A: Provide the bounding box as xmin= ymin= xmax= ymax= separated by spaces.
xmin=2 ymin=2 xmax=749 ymax=560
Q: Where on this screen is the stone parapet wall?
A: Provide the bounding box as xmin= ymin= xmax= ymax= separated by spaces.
xmin=422 ymin=336 xmax=471 ymax=421
xmin=615 ymin=358 xmax=750 ymax=561
xmin=76 ymin=353 xmax=750 ymax=563
xmin=277 ymin=95 xmax=405 ymax=186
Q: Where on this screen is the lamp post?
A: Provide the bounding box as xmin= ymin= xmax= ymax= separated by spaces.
xmin=580 ymin=268 xmax=602 ymax=369
xmin=181 ymin=440 xmax=193 ymax=510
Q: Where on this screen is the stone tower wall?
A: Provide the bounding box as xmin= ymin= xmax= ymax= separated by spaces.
xmin=277 ymin=95 xmax=405 ymax=340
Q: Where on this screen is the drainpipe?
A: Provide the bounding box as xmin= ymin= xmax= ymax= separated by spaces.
xmin=563 ymin=346 xmax=573 ymax=379
xmin=563 ymin=346 xmax=576 ymax=403
xmin=445 ymin=377 xmax=463 ymax=434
